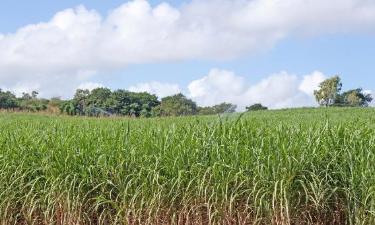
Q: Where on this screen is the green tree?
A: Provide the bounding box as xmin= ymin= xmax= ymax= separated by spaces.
xmin=129 ymin=92 xmax=159 ymax=117
xmin=70 ymin=89 xmax=160 ymax=117
xmin=341 ymin=89 xmax=373 ymax=107
xmin=246 ymin=103 xmax=268 ymax=111
xmin=151 ymin=105 xmax=162 ymax=117
xmin=314 ymin=76 xmax=342 ymax=106
xmin=0 ymin=89 xmax=19 ymax=109
xmin=18 ymin=91 xmax=48 ymax=112
xmin=59 ymin=100 xmax=77 ymax=115
xmin=87 ymin=88 xmax=112 ymax=106
xmin=160 ymin=93 xmax=197 ymax=116
xmin=110 ymin=90 xmax=132 ymax=115
xmin=72 ymin=89 xmax=90 ymax=115
xmin=110 ymin=90 xmax=159 ymax=117
xmin=19 ymin=98 xmax=48 ymax=112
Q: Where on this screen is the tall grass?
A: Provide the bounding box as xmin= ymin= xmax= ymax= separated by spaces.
xmin=0 ymin=108 xmax=375 ymax=224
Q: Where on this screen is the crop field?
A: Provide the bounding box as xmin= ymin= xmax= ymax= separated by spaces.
xmin=0 ymin=108 xmax=375 ymax=225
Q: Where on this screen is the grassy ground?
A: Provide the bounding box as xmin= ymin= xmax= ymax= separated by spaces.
xmin=0 ymin=108 xmax=375 ymax=224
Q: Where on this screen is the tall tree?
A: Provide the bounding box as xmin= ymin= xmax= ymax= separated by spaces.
xmin=0 ymin=89 xmax=19 ymax=109
xmin=73 ymin=89 xmax=90 ymax=115
xmin=31 ymin=91 xmax=39 ymax=99
xmin=110 ymin=90 xmax=159 ymax=117
xmin=160 ymin=93 xmax=197 ymax=116
xmin=87 ymin=88 xmax=112 ymax=106
xmin=314 ymin=76 xmax=342 ymax=106
xmin=341 ymin=89 xmax=373 ymax=107
xmin=110 ymin=90 xmax=132 ymax=115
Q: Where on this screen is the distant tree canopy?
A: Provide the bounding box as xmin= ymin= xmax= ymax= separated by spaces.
xmin=314 ymin=76 xmax=342 ymax=106
xmin=18 ymin=91 xmax=49 ymax=112
xmin=246 ymin=103 xmax=268 ymax=111
xmin=1 ymin=76 xmax=372 ymax=117
xmin=60 ymin=88 xmax=160 ymax=117
xmin=0 ymin=89 xmax=51 ymax=112
xmin=341 ymin=89 xmax=373 ymax=107
xmin=314 ymin=76 xmax=372 ymax=107
xmin=0 ymin=89 xmax=18 ymax=109
xmin=0 ymin=87 xmax=241 ymax=117
xmin=198 ymin=102 xmax=237 ymax=115
xmin=157 ymin=93 xmax=197 ymax=117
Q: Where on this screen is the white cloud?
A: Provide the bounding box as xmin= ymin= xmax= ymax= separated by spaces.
xmin=1 ymin=83 xmax=41 ymax=97
xmin=128 ymin=81 xmax=181 ymax=98
xmin=126 ymin=69 xmax=327 ymax=110
xmin=0 ymin=0 xmax=375 ymax=96
xmin=187 ymin=69 xmax=325 ymax=110
xmin=77 ymin=82 xmax=104 ymax=91
xmin=299 ymin=71 xmax=326 ymax=96
xmin=188 ymin=69 xmax=246 ymax=106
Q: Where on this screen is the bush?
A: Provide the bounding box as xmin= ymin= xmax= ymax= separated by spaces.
xmin=246 ymin=103 xmax=268 ymax=111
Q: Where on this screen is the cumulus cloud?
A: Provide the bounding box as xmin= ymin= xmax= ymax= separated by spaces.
xmin=1 ymin=83 xmax=41 ymax=97
xmin=188 ymin=69 xmax=246 ymax=105
xmin=0 ymin=0 xmax=374 ymax=96
xmin=128 ymin=69 xmax=327 ymax=110
xmin=299 ymin=71 xmax=326 ymax=96
xmin=77 ymin=82 xmax=104 ymax=91
xmin=128 ymin=81 xmax=181 ymax=98
xmin=187 ymin=69 xmax=327 ymax=110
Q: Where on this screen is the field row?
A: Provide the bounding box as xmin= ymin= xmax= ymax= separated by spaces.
xmin=0 ymin=108 xmax=374 ymax=224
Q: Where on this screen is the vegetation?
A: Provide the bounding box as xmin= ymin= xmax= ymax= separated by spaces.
xmin=0 ymin=108 xmax=375 ymax=224
xmin=341 ymin=88 xmax=373 ymax=107
xmin=314 ymin=76 xmax=342 ymax=106
xmin=0 ymin=89 xmax=18 ymax=109
xmin=0 ymin=75 xmax=372 ymax=118
xmin=314 ymin=76 xmax=372 ymax=107
xmin=0 ymin=89 xmax=240 ymax=117
xmin=198 ymin=102 xmax=236 ymax=115
xmin=156 ymin=93 xmax=198 ymax=116
xmin=0 ymin=88 xmax=167 ymax=116
xmin=63 ymin=88 xmax=161 ymax=117
xmin=246 ymin=103 xmax=268 ymax=111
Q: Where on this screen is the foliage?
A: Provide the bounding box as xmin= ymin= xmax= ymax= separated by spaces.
xmin=198 ymin=102 xmax=237 ymax=115
xmin=0 ymin=89 xmax=18 ymax=109
xmin=67 ymin=88 xmax=160 ymax=117
xmin=159 ymin=93 xmax=197 ymax=116
xmin=0 ymin=88 xmax=202 ymax=117
xmin=314 ymin=76 xmax=373 ymax=107
xmin=314 ymin=76 xmax=342 ymax=106
xmin=246 ymin=103 xmax=268 ymax=111
xmin=18 ymin=91 xmax=50 ymax=112
xmin=0 ymin=108 xmax=375 ymax=224
xmin=72 ymin=89 xmax=90 ymax=115
xmin=59 ymin=100 xmax=77 ymax=115
xmin=341 ymin=88 xmax=373 ymax=107
xmin=1 ymin=78 xmax=373 ymax=118
xmin=47 ymin=97 xmax=63 ymax=113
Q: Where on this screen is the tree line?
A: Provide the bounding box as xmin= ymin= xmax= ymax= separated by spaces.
xmin=0 ymin=88 xmax=237 ymax=117
xmin=314 ymin=76 xmax=373 ymax=107
xmin=0 ymin=75 xmax=372 ymax=117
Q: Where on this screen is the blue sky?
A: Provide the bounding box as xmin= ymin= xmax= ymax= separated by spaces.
xmin=111 ymin=35 xmax=375 ymax=89
xmin=0 ymin=0 xmax=374 ymax=109
xmin=0 ymin=0 xmax=185 ymax=32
